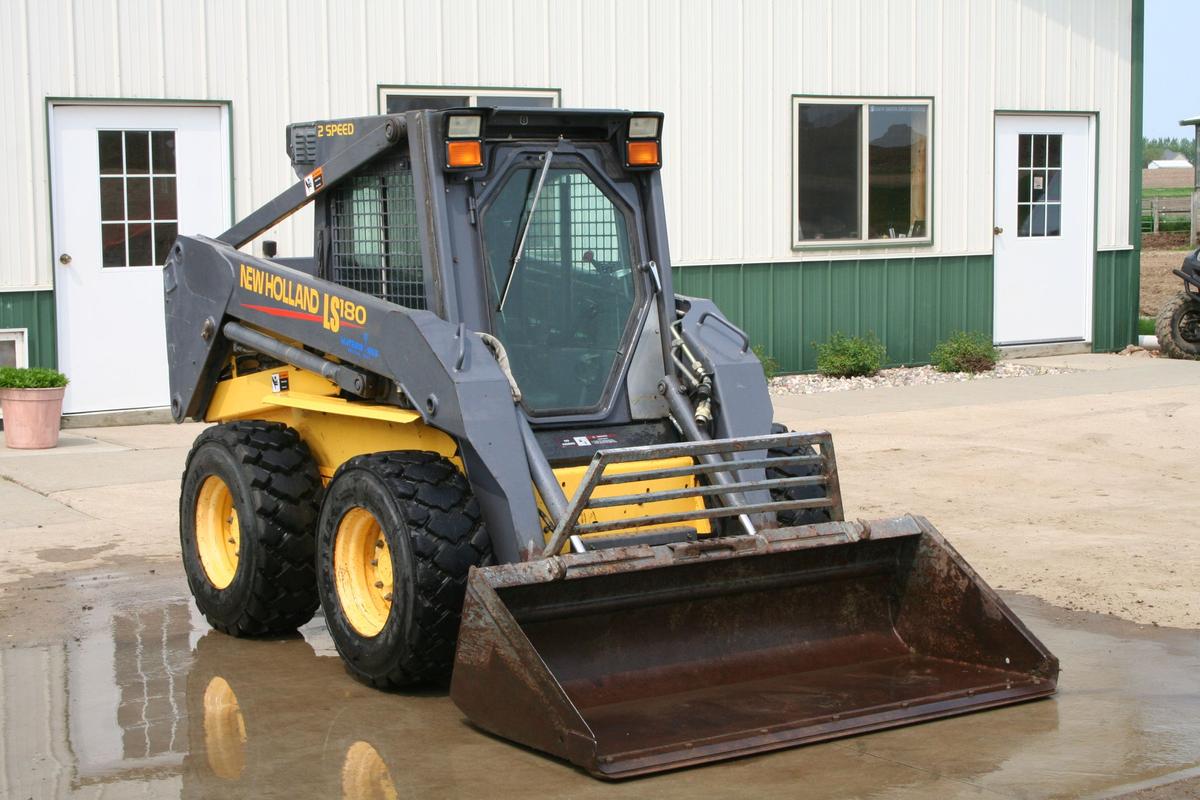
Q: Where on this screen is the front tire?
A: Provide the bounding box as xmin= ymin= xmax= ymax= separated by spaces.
xmin=1156 ymin=291 xmax=1200 ymax=360
xmin=180 ymin=421 xmax=322 ymax=636
xmin=316 ymin=451 xmax=491 ymax=688
xmin=767 ymin=423 xmax=833 ymax=527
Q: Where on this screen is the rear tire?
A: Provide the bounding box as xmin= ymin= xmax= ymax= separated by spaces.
xmin=767 ymin=423 xmax=833 ymax=527
xmin=316 ymin=451 xmax=491 ymax=688
xmin=1156 ymin=291 xmax=1200 ymax=360
xmin=180 ymin=421 xmax=322 ymax=636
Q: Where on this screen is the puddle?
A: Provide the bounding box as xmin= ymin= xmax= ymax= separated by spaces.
xmin=0 ymin=566 xmax=1197 ymax=799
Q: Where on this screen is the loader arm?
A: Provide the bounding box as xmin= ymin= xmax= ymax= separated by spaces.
xmin=163 ymin=237 xmax=546 ymax=564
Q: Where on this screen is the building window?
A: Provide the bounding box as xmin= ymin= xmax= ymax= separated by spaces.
xmin=0 ymin=329 xmax=28 ymax=368
xmin=1016 ymin=133 xmax=1062 ymax=237
xmin=793 ymin=98 xmax=931 ymax=246
xmin=377 ymin=86 xmax=559 ymax=115
xmin=98 ymin=130 xmax=178 ymax=267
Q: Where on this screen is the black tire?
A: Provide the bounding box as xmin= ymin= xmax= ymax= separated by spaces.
xmin=766 ymin=423 xmax=833 ymax=527
xmin=316 ymin=451 xmax=491 ymax=688
xmin=1156 ymin=291 xmax=1200 ymax=360
xmin=180 ymin=421 xmax=322 ymax=636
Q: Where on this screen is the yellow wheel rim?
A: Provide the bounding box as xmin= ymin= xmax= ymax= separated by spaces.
xmin=341 ymin=740 xmax=398 ymax=800
xmin=196 ymin=475 xmax=240 ymax=590
xmin=333 ymin=508 xmax=393 ymax=637
xmin=203 ymin=676 xmax=247 ymax=780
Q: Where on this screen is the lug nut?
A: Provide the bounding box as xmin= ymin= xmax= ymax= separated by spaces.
xmin=375 ymin=539 xmax=384 ymax=549
xmin=370 ymin=559 xmax=378 ymax=567
xmin=383 ymin=592 xmax=393 ymax=601
xmin=374 ymin=581 xmax=384 ymax=589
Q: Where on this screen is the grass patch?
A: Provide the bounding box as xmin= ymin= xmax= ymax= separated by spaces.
xmin=1143 ymin=187 xmax=1193 ymax=198
xmin=1138 ymin=316 xmax=1155 ymax=336
xmin=815 ymin=333 xmax=885 ymax=378
xmin=930 ymin=331 xmax=1000 ymax=373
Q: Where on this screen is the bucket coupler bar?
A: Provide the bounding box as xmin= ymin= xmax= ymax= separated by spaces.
xmin=541 ymin=431 xmax=843 ymax=556
xmin=217 ymin=116 xmax=406 ymax=250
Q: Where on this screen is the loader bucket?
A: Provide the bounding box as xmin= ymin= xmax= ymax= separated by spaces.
xmin=451 ymin=515 xmax=1058 ymax=779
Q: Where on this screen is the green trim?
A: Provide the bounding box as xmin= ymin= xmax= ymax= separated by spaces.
xmin=1092 ymin=0 xmax=1143 ymax=352
xmin=674 ymin=254 xmax=992 ymax=374
xmin=375 ymin=84 xmax=562 ymax=114
xmin=0 ymin=291 xmax=56 ymax=369
xmin=790 ymin=95 xmax=936 ymax=252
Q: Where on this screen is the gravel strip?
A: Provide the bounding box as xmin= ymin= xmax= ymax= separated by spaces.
xmin=769 ymin=362 xmax=1073 ymax=395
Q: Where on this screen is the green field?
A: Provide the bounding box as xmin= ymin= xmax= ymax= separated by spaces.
xmin=1143 ymin=187 xmax=1193 ymax=198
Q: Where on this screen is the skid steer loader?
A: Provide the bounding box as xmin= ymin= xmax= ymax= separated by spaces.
xmin=165 ymin=107 xmax=1058 ymax=778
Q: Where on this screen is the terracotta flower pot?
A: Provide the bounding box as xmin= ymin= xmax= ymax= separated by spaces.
xmin=0 ymin=386 xmax=66 ymax=449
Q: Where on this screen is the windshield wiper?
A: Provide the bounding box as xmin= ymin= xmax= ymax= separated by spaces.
xmin=497 ymin=150 xmax=554 ymax=312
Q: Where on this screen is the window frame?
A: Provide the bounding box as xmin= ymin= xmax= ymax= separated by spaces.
xmin=0 ymin=328 xmax=29 ymax=369
xmin=376 ymin=85 xmax=561 ymax=114
xmin=791 ymin=95 xmax=934 ymax=249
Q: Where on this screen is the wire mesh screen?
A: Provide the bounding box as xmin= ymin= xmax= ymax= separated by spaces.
xmin=329 ymin=160 xmax=426 ymax=309
xmin=522 ymin=172 xmax=623 ymax=268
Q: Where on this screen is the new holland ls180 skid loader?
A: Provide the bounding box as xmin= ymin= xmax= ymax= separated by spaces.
xmin=165 ymin=107 xmax=1058 ymax=778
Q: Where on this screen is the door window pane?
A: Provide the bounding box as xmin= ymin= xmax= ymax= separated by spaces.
xmin=868 ymin=105 xmax=928 ymax=239
xmin=124 ymin=131 xmax=149 ymax=174
xmin=796 ymin=104 xmax=861 ymax=240
xmin=99 ymin=131 xmax=124 ymax=174
xmin=1016 ymin=133 xmax=1062 ymax=238
xmin=96 ymin=130 xmax=179 ymax=266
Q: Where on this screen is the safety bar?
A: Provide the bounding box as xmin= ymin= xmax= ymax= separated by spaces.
xmin=541 ymin=431 xmax=842 ymax=557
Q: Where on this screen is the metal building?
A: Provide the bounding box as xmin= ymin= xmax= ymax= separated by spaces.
xmin=0 ymin=0 xmax=1143 ymax=415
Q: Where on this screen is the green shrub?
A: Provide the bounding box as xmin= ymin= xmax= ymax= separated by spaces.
xmin=930 ymin=331 xmax=999 ymax=373
xmin=752 ymin=344 xmax=779 ymax=380
xmin=815 ymin=333 xmax=886 ymax=377
xmin=0 ymin=367 xmax=69 ymax=389
xmin=1137 ymin=316 xmax=1155 ymax=336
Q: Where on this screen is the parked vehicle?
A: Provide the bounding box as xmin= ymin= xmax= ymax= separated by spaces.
xmin=164 ymin=107 xmax=1058 ymax=778
xmin=1156 ymin=248 xmax=1200 ymax=359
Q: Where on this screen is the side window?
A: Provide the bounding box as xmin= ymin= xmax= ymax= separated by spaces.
xmin=793 ymin=98 xmax=931 ymax=245
xmin=328 ymin=160 xmax=425 ymax=309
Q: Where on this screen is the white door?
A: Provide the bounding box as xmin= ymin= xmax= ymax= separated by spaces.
xmin=993 ymin=114 xmax=1094 ymax=345
xmin=50 ymin=104 xmax=230 ymax=414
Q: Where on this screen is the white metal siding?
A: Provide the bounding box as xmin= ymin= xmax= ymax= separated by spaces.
xmin=1 ymin=0 xmax=1134 ymax=290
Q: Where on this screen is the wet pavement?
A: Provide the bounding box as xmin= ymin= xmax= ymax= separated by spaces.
xmin=1 ymin=562 xmax=1197 ymax=800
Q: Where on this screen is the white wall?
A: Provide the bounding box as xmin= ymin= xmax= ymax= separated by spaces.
xmin=0 ymin=0 xmax=1134 ymax=291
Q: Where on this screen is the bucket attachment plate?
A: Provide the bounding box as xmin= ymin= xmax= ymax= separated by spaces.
xmin=451 ymin=515 xmax=1058 ymax=778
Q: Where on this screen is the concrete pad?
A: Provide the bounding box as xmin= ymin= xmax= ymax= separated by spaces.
xmin=49 ymin=479 xmax=180 ymax=529
xmin=0 ymin=447 xmax=190 ymax=493
xmin=0 ymin=518 xmax=176 ymax=584
xmin=0 ymin=479 xmax=89 ymax=529
xmin=0 ymin=430 xmax=127 ymax=457
xmin=68 ymin=421 xmax=208 ymax=451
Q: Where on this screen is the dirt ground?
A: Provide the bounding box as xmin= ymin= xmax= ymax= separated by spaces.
xmin=1140 ymin=231 xmax=1193 ymax=316
xmin=1141 ymin=247 xmax=1192 ymax=315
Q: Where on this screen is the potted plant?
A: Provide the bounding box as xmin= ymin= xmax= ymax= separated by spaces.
xmin=0 ymin=367 xmax=69 ymax=449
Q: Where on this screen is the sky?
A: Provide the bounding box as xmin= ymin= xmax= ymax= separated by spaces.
xmin=1143 ymin=0 xmax=1200 ymax=140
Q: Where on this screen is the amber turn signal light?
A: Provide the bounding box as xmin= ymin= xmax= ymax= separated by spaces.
xmin=626 ymin=140 xmax=659 ymax=167
xmin=447 ymin=140 xmax=483 ymax=168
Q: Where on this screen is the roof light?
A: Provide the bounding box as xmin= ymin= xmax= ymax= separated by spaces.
xmin=446 ymin=140 xmax=483 ymax=169
xmin=628 ymin=116 xmax=661 ymax=139
xmin=626 ymin=140 xmax=659 ymax=167
xmin=447 ymin=115 xmax=483 ymax=138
